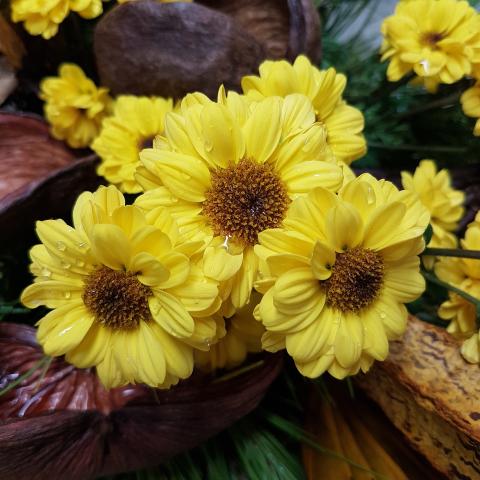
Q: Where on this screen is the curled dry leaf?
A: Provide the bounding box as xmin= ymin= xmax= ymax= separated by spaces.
xmin=94 ymin=0 xmax=320 ymax=98
xmin=0 ymin=322 xmax=283 ymax=480
xmin=0 ymin=113 xmax=102 ymax=246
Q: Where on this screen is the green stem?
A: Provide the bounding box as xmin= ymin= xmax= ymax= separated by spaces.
xmin=423 ymin=248 xmax=480 ymax=260
xmin=423 ymin=271 xmax=480 ymax=312
xmin=395 ymin=91 xmax=462 ymax=121
xmin=0 ymin=356 xmax=51 ymax=397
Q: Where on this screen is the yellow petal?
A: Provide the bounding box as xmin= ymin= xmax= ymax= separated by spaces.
xmin=325 ymin=203 xmax=363 ymax=252
xmin=91 ymin=223 xmax=131 ymax=270
xmin=311 ymin=241 xmax=335 ymax=280
xmin=203 ymin=246 xmax=243 ymax=281
xmin=66 ymin=323 xmax=111 ymax=368
xmin=150 ymin=291 xmax=195 ymax=338
xmin=334 ymin=313 xmax=363 ymax=368
xmin=130 ymin=252 xmax=170 ymax=286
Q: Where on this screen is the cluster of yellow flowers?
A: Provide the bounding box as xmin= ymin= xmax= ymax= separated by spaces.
xmin=23 ymin=55 xmax=433 ymax=389
xmin=381 ymin=0 xmax=480 ymax=136
xmin=436 ymin=213 xmax=480 ymax=363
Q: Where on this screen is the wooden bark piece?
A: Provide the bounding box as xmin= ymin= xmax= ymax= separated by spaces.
xmin=356 ymin=316 xmax=480 ymax=478
xmin=0 ymin=322 xmax=283 ymax=480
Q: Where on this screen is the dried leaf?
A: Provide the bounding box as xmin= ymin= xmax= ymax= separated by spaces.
xmin=0 ymin=322 xmax=283 ymax=480
xmin=0 ymin=113 xmax=102 ymax=246
xmin=0 ymin=13 xmax=25 ymax=70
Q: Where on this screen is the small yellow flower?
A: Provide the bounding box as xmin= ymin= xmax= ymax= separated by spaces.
xmin=195 ymin=294 xmax=265 ymax=371
xmin=40 ymin=64 xmax=112 ymax=148
xmin=436 ymin=221 xmax=480 ymax=338
xmin=118 ymin=0 xmax=191 ymax=3
xmin=11 ymin=0 xmax=103 ymax=39
xmin=135 ymin=87 xmax=344 ymax=311
xmin=381 ymin=0 xmax=480 ymax=92
xmin=241 ymin=56 xmax=366 ymax=165
xmin=401 ymin=159 xmax=464 ymax=267
xmin=21 ymin=185 xmax=220 ymax=389
xmin=92 ymin=95 xmax=173 ymax=193
xmin=461 ymin=82 xmax=480 ymax=137
xmin=254 ymin=174 xmax=430 ymax=379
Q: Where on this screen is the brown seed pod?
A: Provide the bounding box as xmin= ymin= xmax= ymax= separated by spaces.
xmin=0 ymin=113 xmax=102 ymax=246
xmin=94 ymin=0 xmax=320 ymax=99
xmin=0 ymin=322 xmax=283 ymax=480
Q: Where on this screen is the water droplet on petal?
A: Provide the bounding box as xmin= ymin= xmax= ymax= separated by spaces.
xmin=379 ymin=311 xmax=387 ymax=319
xmin=64 ymin=291 xmax=71 ymax=299
xmin=56 ymin=241 xmax=66 ymax=251
xmin=40 ymin=268 xmax=51 ymax=277
xmin=204 ymin=140 xmax=213 ymax=152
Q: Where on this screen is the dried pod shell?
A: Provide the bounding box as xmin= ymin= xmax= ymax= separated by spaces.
xmin=0 ymin=322 xmax=282 ymax=480
xmin=0 ymin=113 xmax=101 ymax=246
xmin=94 ymin=0 xmax=320 ymax=98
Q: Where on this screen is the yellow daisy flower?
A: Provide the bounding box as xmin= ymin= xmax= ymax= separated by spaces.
xmin=11 ymin=0 xmax=103 ymax=39
xmin=21 ymin=185 xmax=220 ymax=389
xmin=92 ymin=95 xmax=173 ymax=193
xmin=436 ymin=221 xmax=480 ymax=337
xmin=135 ymin=88 xmax=344 ymax=311
xmin=40 ymin=64 xmax=112 ymax=148
xmin=195 ymin=294 xmax=265 ymax=371
xmin=254 ymin=174 xmax=430 ymax=379
xmin=461 ymin=82 xmax=480 ymax=136
xmin=241 ymin=55 xmax=366 ymax=165
xmin=381 ymin=0 xmax=480 ymax=92
xmin=401 ymin=159 xmax=464 ymax=267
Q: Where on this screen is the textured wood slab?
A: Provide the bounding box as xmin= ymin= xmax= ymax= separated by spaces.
xmin=356 ymin=316 xmax=480 ymax=478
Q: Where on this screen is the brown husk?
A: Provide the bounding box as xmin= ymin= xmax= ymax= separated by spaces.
xmin=0 ymin=322 xmax=283 ymax=480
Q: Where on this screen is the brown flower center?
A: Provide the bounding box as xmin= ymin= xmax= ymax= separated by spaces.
xmin=421 ymin=31 xmax=444 ymax=48
xmin=83 ymin=266 xmax=152 ymax=330
xmin=202 ymin=158 xmax=290 ymax=246
xmin=323 ymin=247 xmax=384 ymax=313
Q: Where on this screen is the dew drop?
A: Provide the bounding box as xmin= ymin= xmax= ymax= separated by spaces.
xmin=379 ymin=311 xmax=387 ymax=319
xmin=56 ymin=241 xmax=66 ymax=251
xmin=60 ymin=260 xmax=71 ymax=269
xmin=64 ymin=291 xmax=71 ymax=299
xmin=40 ymin=268 xmax=51 ymax=277
xmin=204 ymin=140 xmax=213 ymax=152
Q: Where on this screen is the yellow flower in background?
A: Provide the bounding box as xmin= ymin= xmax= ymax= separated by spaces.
xmin=135 ymin=88 xmax=343 ymax=311
xmin=21 ymin=185 xmax=220 ymax=389
xmin=195 ymin=294 xmax=265 ymax=371
xmin=436 ymin=221 xmax=480 ymax=337
xmin=401 ymin=159 xmax=464 ymax=267
xmin=40 ymin=64 xmax=112 ymax=148
xmin=92 ymin=96 xmax=173 ymax=193
xmin=118 ymin=0 xmax=191 ymax=2
xmin=241 ymin=56 xmax=366 ymax=165
xmin=461 ymin=82 xmax=480 ymax=136
xmin=255 ymin=174 xmax=430 ymax=379
xmin=11 ymin=0 xmax=103 ymax=39
xmin=381 ymin=0 xmax=480 ymax=92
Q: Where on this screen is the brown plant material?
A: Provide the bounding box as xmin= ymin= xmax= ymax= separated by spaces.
xmin=0 ymin=113 xmax=102 ymax=246
xmin=356 ymin=316 xmax=480 ymax=478
xmin=94 ymin=0 xmax=320 ymax=99
xmin=0 ymin=13 xmax=25 ymax=104
xmin=0 ymin=322 xmax=283 ymax=480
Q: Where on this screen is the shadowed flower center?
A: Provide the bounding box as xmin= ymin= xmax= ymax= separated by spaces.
xmin=83 ymin=266 xmax=152 ymax=330
xmin=421 ymin=31 xmax=444 ymax=49
xmin=202 ymin=158 xmax=290 ymax=246
xmin=324 ymin=247 xmax=384 ymax=313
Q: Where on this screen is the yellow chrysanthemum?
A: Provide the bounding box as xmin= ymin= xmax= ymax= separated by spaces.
xmin=436 ymin=220 xmax=480 ymax=337
xmin=195 ymin=294 xmax=264 ymax=371
xmin=381 ymin=0 xmax=480 ymax=92
xmin=461 ymin=82 xmax=480 ymax=136
xmin=118 ymin=0 xmax=191 ymax=3
xmin=21 ymin=185 xmax=220 ymax=389
xmin=92 ymin=95 xmax=173 ymax=193
xmin=11 ymin=0 xmax=103 ymax=39
xmin=254 ymin=174 xmax=430 ymax=379
xmin=401 ymin=159 xmax=464 ymax=267
xmin=135 ymin=87 xmax=344 ymax=311
xmin=40 ymin=64 xmax=112 ymax=148
xmin=241 ymin=55 xmax=366 ymax=165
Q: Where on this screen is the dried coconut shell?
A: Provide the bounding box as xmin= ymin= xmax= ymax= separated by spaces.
xmin=94 ymin=0 xmax=320 ymax=99
xmin=0 ymin=322 xmax=283 ymax=480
